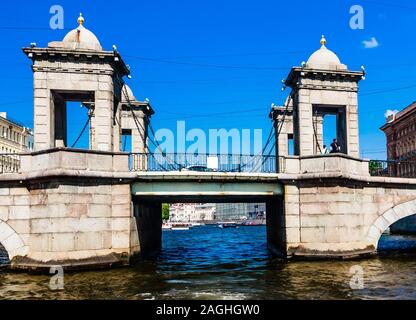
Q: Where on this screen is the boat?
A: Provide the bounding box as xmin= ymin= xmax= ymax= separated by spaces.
xmin=171 ymin=223 xmax=192 ymax=231
xmin=241 ymin=220 xmax=265 ymax=226
xmin=191 ymin=222 xmax=205 ymax=227
xmin=162 ymin=223 xmax=172 ymax=230
xmin=218 ymin=222 xmax=239 ymax=229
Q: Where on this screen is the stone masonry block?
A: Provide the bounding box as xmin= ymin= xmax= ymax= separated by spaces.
xmin=88 ymin=204 xmax=112 ymax=218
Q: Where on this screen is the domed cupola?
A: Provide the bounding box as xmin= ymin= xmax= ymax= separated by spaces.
xmin=121 ymin=84 xmax=137 ymax=103
xmin=49 ymin=13 xmax=103 ymax=51
xmin=305 ymin=35 xmax=347 ymax=71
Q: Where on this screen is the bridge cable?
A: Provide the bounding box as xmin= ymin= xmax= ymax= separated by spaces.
xmin=312 ymin=110 xmax=323 ymax=155
xmin=144 ymin=118 xmax=189 ymax=170
xmin=70 ymin=107 xmax=92 ymax=148
xmin=122 ymin=85 xmax=169 ymax=171
xmin=249 ymin=92 xmax=292 ymax=172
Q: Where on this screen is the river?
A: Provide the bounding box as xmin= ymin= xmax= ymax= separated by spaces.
xmin=0 ymin=225 xmax=416 ymax=300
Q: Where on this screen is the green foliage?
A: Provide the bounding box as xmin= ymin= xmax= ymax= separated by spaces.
xmin=369 ymin=160 xmax=385 ymax=176
xmin=162 ymin=203 xmax=170 ymax=221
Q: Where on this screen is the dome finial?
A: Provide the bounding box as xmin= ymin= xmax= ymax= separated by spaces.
xmin=77 ymin=13 xmax=84 ymax=26
xmin=320 ymin=35 xmax=327 ymax=47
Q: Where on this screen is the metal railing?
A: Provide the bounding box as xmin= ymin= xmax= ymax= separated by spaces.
xmin=0 ymin=154 xmax=20 ymax=173
xmin=130 ymin=153 xmax=278 ymax=173
xmin=369 ymin=160 xmax=416 ymax=178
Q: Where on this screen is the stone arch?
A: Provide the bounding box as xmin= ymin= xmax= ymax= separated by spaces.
xmin=0 ymin=221 xmax=28 ymax=260
xmin=367 ymin=199 xmax=416 ymax=248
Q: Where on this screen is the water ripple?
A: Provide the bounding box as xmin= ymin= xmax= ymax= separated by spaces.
xmin=1 ymin=226 xmax=416 ymax=299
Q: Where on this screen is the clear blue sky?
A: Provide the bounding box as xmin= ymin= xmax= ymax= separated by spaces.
xmin=1 ymin=0 xmax=416 ymax=158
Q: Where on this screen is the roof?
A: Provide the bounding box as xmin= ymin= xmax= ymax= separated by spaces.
xmin=380 ymin=101 xmax=416 ymax=131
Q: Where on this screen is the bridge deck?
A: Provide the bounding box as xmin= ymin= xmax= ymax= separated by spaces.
xmin=132 ymin=172 xmax=283 ymax=202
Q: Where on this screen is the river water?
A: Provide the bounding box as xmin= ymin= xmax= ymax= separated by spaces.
xmin=0 ymin=225 xmax=416 ymax=300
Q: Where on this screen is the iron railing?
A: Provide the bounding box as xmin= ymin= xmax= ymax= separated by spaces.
xmin=130 ymin=153 xmax=278 ymax=173
xmin=0 ymin=154 xmax=20 ymax=173
xmin=369 ymin=160 xmax=416 ymax=178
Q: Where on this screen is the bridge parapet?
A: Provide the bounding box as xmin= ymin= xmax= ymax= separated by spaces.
xmin=281 ymin=154 xmax=370 ymax=176
xmin=20 ymin=148 xmax=130 ymax=174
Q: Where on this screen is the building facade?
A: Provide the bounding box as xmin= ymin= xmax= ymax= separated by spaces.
xmin=169 ymin=203 xmax=216 ymax=223
xmin=0 ymin=112 xmax=33 ymax=173
xmin=215 ymin=203 xmax=266 ymax=221
xmin=0 ymin=113 xmax=33 ymax=154
xmin=381 ymin=101 xmax=416 ymax=177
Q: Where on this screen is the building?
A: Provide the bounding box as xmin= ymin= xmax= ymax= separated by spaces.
xmin=0 ymin=112 xmax=33 ymax=153
xmin=381 ymin=101 xmax=416 ymax=177
xmin=193 ymin=203 xmax=216 ymax=221
xmin=169 ymin=203 xmax=216 ymax=222
xmin=215 ymin=203 xmax=266 ymax=221
xmin=0 ymin=112 xmax=33 ymax=173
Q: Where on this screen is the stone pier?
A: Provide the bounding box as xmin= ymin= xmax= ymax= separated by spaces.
xmin=275 ymin=154 xmax=416 ymax=258
xmin=0 ymin=149 xmax=140 ymax=271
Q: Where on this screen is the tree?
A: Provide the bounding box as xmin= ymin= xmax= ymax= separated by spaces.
xmin=369 ymin=160 xmax=385 ymax=176
xmin=162 ymin=204 xmax=170 ymax=221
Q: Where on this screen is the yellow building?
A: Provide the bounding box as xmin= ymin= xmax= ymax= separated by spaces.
xmin=0 ymin=112 xmax=33 ymax=173
xmin=0 ymin=112 xmax=33 ymax=153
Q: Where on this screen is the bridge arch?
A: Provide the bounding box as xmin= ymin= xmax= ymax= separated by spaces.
xmin=367 ymin=199 xmax=416 ymax=248
xmin=0 ymin=221 xmax=28 ymax=261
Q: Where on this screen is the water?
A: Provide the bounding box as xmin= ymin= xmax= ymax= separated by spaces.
xmin=1 ymin=226 xmax=416 ymax=300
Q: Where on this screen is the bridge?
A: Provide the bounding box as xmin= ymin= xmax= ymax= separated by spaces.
xmin=0 ymin=17 xmax=415 ymax=271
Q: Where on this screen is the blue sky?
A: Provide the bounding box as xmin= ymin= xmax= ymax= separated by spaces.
xmin=1 ymin=0 xmax=416 ymax=158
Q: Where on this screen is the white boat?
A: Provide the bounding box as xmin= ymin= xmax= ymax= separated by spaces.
xmin=171 ymin=226 xmax=190 ymax=231
xmin=162 ymin=224 xmax=172 ymax=230
xmin=191 ymin=222 xmax=205 ymax=227
xmin=218 ymin=222 xmax=239 ymax=229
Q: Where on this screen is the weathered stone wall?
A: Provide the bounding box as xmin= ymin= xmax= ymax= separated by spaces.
xmin=281 ymin=179 xmax=416 ymax=258
xmin=0 ymin=149 xmax=141 ymax=270
xmin=0 ymin=181 xmax=136 ymax=269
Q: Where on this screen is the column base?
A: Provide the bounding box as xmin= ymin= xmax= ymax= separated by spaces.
xmin=9 ymin=253 xmax=130 ymax=273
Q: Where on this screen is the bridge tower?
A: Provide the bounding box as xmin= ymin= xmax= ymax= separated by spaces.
xmin=119 ymin=84 xmax=154 ymax=153
xmin=272 ymin=36 xmax=364 ymax=158
xmin=23 ymin=14 xmax=143 ymax=152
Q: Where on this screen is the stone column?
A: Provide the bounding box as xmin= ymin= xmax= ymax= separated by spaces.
xmin=313 ymin=113 xmax=324 ymax=155
xmin=33 ymin=72 xmax=53 ymax=151
xmin=347 ymin=91 xmax=360 ymax=158
xmin=297 ymin=89 xmax=314 ymax=156
xmin=93 ymin=75 xmax=114 ymax=151
xmin=113 ymin=104 xmax=122 ymax=152
xmin=276 ymin=119 xmax=288 ymax=157
xmin=131 ymin=113 xmax=147 ymax=154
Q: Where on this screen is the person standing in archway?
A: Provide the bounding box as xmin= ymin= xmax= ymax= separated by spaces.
xmin=330 ymin=139 xmax=341 ymax=153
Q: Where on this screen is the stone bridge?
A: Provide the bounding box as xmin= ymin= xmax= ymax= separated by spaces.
xmin=0 ymin=149 xmax=415 ymax=271
xmin=1 ymin=17 xmax=415 ymax=271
